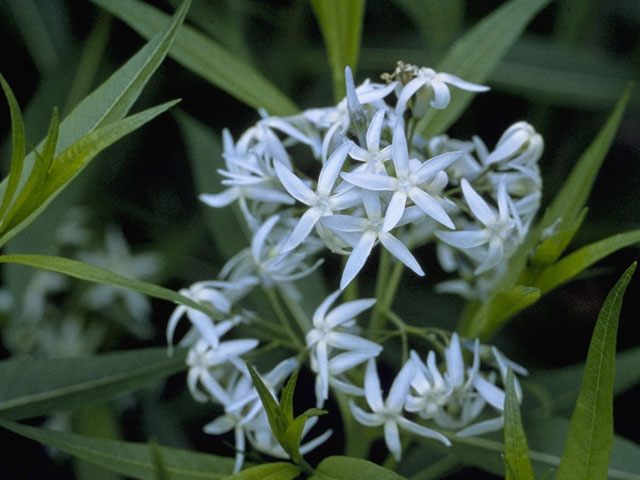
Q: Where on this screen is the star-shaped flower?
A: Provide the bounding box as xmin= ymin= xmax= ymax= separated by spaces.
xmin=305 ymin=290 xmax=381 ymax=405
xmin=349 ymin=359 xmax=451 ymax=461
xmin=274 ymin=141 xmax=360 ymax=251
xmin=341 ymin=121 xmax=460 ymax=232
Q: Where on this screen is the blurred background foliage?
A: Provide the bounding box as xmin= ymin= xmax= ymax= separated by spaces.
xmin=0 ymin=0 xmax=639 ymax=478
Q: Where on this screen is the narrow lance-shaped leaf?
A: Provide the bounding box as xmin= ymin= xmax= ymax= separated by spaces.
xmin=0 ymin=420 xmax=235 ymax=480
xmin=1 ymin=108 xmax=61 ymax=231
xmin=532 ymin=229 xmax=640 ymax=294
xmin=90 ymin=0 xmax=298 ymax=116
xmin=417 ymin=0 xmax=552 ymax=138
xmin=0 ymin=254 xmax=220 ymax=320
xmin=0 ymin=0 xmax=190 ymax=248
xmin=245 ymin=363 xmax=286 ymax=439
xmin=310 ymin=0 xmax=366 ymax=101
xmin=0 ymin=348 xmax=186 ymax=420
xmin=0 ymin=74 xmax=27 ymax=222
xmin=0 ymin=100 xmax=179 ymax=248
xmin=504 ymin=369 xmax=535 ymax=480
xmin=556 ymin=262 xmax=636 ymax=480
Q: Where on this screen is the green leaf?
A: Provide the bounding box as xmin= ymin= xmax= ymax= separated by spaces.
xmin=91 ymin=0 xmax=298 ymax=116
xmin=1 ymin=108 xmax=60 ymax=231
xmin=0 ymin=74 xmax=26 ymax=222
xmin=442 ymin=418 xmax=640 ymax=479
xmin=538 ymin=84 xmax=632 ymax=234
xmin=0 ymin=99 xmax=179 ymax=248
xmin=245 ymin=363 xmax=286 ymax=438
xmin=0 ymin=254 xmax=220 ymax=320
xmin=311 ymin=456 xmax=407 ymax=479
xmin=59 ymin=0 xmax=190 ymax=151
xmin=224 ymin=462 xmax=300 ymax=480
xmin=0 ymin=348 xmax=186 ymax=420
xmin=45 ymin=99 xmax=178 ymax=199
xmin=504 ymin=369 xmax=535 ymax=480
xmin=556 ymin=262 xmax=636 ymax=480
xmin=416 ymin=0 xmax=552 ymax=138
xmin=460 ymin=285 xmax=540 ymax=340
xmin=0 ymin=420 xmax=235 ymax=479
xmin=281 ymin=410 xmax=320 ymax=465
xmin=529 ymin=208 xmax=587 ymax=268
xmin=279 ymin=368 xmax=299 ymax=425
xmin=532 ymin=229 xmax=640 ymax=294
xmin=310 ymin=0 xmax=366 ymax=101
xmin=150 ymin=439 xmax=171 ymax=480
xmin=392 ymin=0 xmax=463 ymax=59
xmin=531 ymin=345 xmax=640 ymax=417
xmin=0 ymin=0 xmax=190 ymax=248
xmin=72 ymin=404 xmax=124 ymax=480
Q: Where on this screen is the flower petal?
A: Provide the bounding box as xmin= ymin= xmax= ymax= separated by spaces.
xmin=273 ymin=160 xmax=316 ymax=205
xmin=379 ymin=232 xmax=424 ymax=276
xmin=340 ymin=231 xmax=377 ymax=289
xmin=461 ymin=178 xmax=496 ymax=225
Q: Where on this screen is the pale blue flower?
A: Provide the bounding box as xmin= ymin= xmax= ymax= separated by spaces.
xmin=341 ymin=121 xmax=460 ymax=231
xmin=349 ymin=359 xmax=451 ymax=461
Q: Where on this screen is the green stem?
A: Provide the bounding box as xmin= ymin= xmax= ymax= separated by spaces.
xmin=278 ymin=285 xmax=312 ymax=333
xmin=371 ymin=260 xmax=405 ymax=331
xmin=264 ymin=288 xmax=303 ymax=349
xmin=384 ymin=310 xmax=409 ymax=363
xmin=370 ymin=248 xmax=392 ymax=329
xmin=343 ymin=255 xmax=358 ymax=302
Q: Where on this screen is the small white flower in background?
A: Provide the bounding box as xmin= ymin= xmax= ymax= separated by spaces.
xmin=186 ymin=337 xmax=258 ymax=403
xmin=349 ymin=359 xmax=451 ymax=461
xmin=167 ymin=277 xmax=257 ymax=351
xmin=219 ymin=215 xmax=323 ymax=291
xmin=306 ymin=290 xmax=381 ymax=406
xmin=79 ymin=228 xmax=161 ymax=337
xmin=384 ymin=62 xmax=489 ymax=114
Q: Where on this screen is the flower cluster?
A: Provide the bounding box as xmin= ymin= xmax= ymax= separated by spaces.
xmin=168 ymin=62 xmax=540 ymax=467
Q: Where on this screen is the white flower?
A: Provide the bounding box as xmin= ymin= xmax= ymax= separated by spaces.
xmin=435 ymin=178 xmax=517 ymax=274
xmin=349 ymin=359 xmax=451 ymax=461
xmin=393 ymin=64 xmax=489 ymax=113
xmin=167 ymin=278 xmax=257 ymax=351
xmin=305 ymin=290 xmax=380 ymax=405
xmin=322 ymin=192 xmax=425 ymax=289
xmin=342 ymin=121 xmax=460 ymax=231
xmin=186 ymin=337 xmax=258 ymax=403
xmin=274 ymin=141 xmax=359 ymax=251
xmin=348 ymin=109 xmax=392 ymax=174
xmin=221 ymin=215 xmax=323 ymax=288
xmin=199 ymin=129 xmax=294 ymax=212
xmin=78 ymin=228 xmax=160 ymax=336
xmin=484 ymin=121 xmax=543 ymax=170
